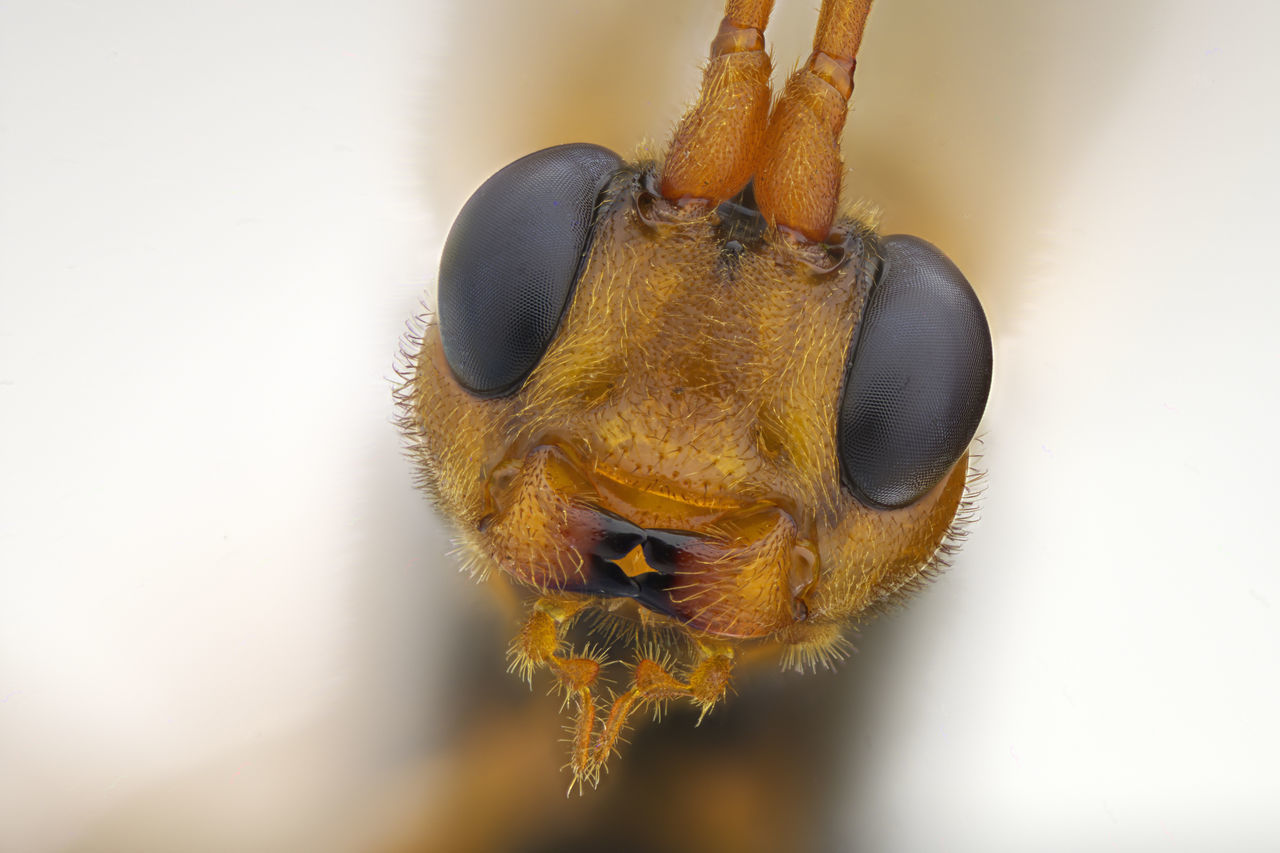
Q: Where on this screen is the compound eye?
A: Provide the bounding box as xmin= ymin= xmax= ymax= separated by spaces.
xmin=438 ymin=143 xmax=622 ymax=396
xmin=838 ymin=235 xmax=993 ymax=508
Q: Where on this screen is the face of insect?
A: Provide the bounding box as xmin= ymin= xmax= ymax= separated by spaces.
xmin=406 ymin=148 xmax=986 ymax=636
xmin=398 ymin=0 xmax=991 ymax=788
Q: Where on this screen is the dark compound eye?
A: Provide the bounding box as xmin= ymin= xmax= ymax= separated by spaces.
xmin=438 ymin=143 xmax=623 ymax=396
xmin=838 ymin=235 xmax=993 ymax=508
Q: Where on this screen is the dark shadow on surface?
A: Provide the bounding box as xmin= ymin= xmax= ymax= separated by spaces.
xmin=366 ymin=616 xmax=876 ymax=853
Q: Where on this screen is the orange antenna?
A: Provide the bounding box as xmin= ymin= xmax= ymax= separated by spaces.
xmin=659 ymin=0 xmax=775 ymax=207
xmin=755 ymin=0 xmax=874 ymax=241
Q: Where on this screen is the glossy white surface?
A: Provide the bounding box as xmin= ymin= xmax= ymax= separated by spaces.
xmin=2 ymin=1 xmax=1277 ymax=850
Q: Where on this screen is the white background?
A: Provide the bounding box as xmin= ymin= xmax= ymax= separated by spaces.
xmin=2 ymin=0 xmax=1278 ymax=850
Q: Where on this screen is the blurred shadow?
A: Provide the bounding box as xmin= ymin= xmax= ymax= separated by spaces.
xmin=347 ymin=603 xmax=878 ymax=853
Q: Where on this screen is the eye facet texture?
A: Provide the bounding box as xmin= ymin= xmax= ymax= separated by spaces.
xmin=438 ymin=143 xmax=622 ymax=396
xmin=838 ymin=235 xmax=993 ymax=508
